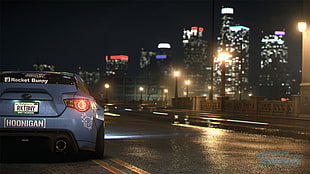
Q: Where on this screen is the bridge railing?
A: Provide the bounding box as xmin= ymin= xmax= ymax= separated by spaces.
xmin=174 ymin=96 xmax=299 ymax=116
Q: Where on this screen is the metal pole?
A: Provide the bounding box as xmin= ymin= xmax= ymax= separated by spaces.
xmin=175 ymin=76 xmax=178 ymax=98
xmin=105 ymin=88 xmax=109 ymax=103
xmin=220 ymin=61 xmax=225 ymax=96
xmin=186 ymin=85 xmax=189 ymax=98
xmin=208 ymin=0 xmax=215 ymax=100
xmin=140 ymin=91 xmax=143 ymax=104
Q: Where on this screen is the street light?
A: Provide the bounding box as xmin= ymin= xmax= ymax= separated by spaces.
xmin=164 ymin=89 xmax=168 ymax=106
xmin=104 ymin=83 xmax=110 ymax=89
xmin=174 ymin=71 xmax=180 ymax=98
xmin=208 ymin=0 xmax=216 ymax=101
xmin=218 ymin=52 xmax=231 ymax=97
xmin=298 ymin=22 xmax=307 ymax=32
xmin=104 ymin=83 xmax=110 ymax=103
xmin=298 ymin=21 xmax=310 ymax=114
xmin=185 ymin=80 xmax=190 ymax=98
xmin=139 ymin=86 xmax=144 ymax=104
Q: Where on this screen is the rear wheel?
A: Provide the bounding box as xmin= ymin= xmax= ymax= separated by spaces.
xmin=94 ymin=123 xmax=105 ymax=159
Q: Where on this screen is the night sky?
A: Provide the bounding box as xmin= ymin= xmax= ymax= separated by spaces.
xmin=0 ymin=0 xmax=304 ymax=77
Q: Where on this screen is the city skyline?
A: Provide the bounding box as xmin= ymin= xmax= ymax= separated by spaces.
xmin=0 ymin=0 xmax=304 ymax=76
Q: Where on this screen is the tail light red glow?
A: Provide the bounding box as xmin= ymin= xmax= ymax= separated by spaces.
xmin=64 ymin=99 xmax=90 ymax=112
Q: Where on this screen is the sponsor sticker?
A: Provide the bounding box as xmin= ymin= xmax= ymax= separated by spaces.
xmin=4 ymin=118 xmax=46 ymax=128
xmin=3 ymin=77 xmax=49 ymax=84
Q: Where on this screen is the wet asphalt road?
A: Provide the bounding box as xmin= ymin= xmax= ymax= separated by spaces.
xmin=1 ymin=111 xmax=310 ymax=174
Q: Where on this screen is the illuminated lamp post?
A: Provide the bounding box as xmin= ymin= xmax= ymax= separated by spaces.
xmin=218 ymin=52 xmax=231 ymax=97
xmin=208 ymin=0 xmax=215 ymax=101
xmin=139 ymin=86 xmax=144 ymax=105
xmin=164 ymin=89 xmax=168 ymax=106
xmin=208 ymin=85 xmax=212 ymax=92
xmin=298 ymin=21 xmax=310 ymax=114
xmin=298 ymin=22 xmax=307 ymax=32
xmin=185 ymin=80 xmax=190 ymax=98
xmin=104 ymin=83 xmax=110 ymax=103
xmin=174 ymin=71 xmax=180 ymax=98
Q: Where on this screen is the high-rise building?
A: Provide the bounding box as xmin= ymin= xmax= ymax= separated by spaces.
xmin=140 ymin=48 xmax=156 ymax=69
xmin=78 ymin=68 xmax=100 ymax=87
xmin=105 ymin=55 xmax=129 ymax=76
xmin=104 ymin=55 xmax=129 ymax=101
xmin=258 ymin=31 xmax=291 ymax=100
xmin=138 ymin=43 xmax=174 ymax=101
xmin=33 ymin=64 xmax=55 ymax=71
xmin=183 ymin=26 xmax=209 ymax=96
xmin=156 ymin=43 xmax=173 ymax=77
xmin=213 ymin=7 xmax=251 ymax=99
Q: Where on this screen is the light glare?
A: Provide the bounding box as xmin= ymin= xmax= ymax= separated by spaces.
xmin=174 ymin=71 xmax=180 ymax=77
xmin=218 ymin=52 xmax=231 ymax=62
xmin=298 ymin=22 xmax=307 ymax=32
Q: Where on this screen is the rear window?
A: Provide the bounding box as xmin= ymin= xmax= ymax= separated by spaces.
xmin=0 ymin=72 xmax=75 ymax=85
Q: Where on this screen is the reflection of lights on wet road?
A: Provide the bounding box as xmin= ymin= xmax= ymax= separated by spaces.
xmin=106 ymin=134 xmax=173 ymax=139
xmin=226 ymin=119 xmax=269 ymax=125
xmin=106 ymin=135 xmax=147 ymax=139
xmin=202 ymin=117 xmax=269 ymax=125
xmin=106 ymin=123 xmax=227 ymax=140
xmin=152 ymin=112 xmax=169 ymax=116
xmin=172 ymin=123 xmax=227 ymax=136
xmin=174 ymin=123 xmax=233 ymax=169
xmin=104 ymin=112 xmax=121 ymax=117
xmin=202 ymin=117 xmax=225 ymax=121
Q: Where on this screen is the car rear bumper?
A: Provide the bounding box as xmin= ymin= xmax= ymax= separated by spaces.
xmin=0 ymin=108 xmax=104 ymax=152
xmin=0 ymin=128 xmax=79 ymax=152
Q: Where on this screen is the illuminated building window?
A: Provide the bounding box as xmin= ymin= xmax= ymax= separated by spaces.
xmin=213 ymin=7 xmax=250 ymax=99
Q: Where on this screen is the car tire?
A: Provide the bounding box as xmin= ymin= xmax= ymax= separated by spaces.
xmin=94 ymin=123 xmax=105 ymax=159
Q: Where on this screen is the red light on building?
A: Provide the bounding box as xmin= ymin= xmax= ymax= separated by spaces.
xmin=191 ymin=26 xmax=198 ymax=31
xmin=106 ymin=55 xmax=129 ymax=61
xmin=191 ymin=26 xmax=204 ymax=32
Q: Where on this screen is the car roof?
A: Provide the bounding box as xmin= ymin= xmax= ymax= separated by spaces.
xmin=0 ymin=71 xmax=75 ymax=77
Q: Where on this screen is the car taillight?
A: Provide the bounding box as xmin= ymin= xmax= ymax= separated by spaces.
xmin=64 ymin=99 xmax=90 ymax=112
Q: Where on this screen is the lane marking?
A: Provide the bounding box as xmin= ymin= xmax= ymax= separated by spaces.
xmin=93 ymin=158 xmax=151 ymax=174
xmin=110 ymin=158 xmax=151 ymax=174
xmin=93 ymin=159 xmax=126 ymax=174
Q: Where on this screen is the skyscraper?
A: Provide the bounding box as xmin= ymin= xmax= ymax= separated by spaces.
xmin=156 ymin=43 xmax=173 ymax=77
xmin=105 ymin=55 xmax=129 ymax=76
xmin=213 ymin=7 xmax=250 ymax=99
xmin=140 ymin=48 xmax=156 ymax=69
xmin=138 ymin=43 xmax=174 ymax=101
xmin=258 ymin=31 xmax=291 ymax=100
xmin=183 ymin=26 xmax=209 ymax=96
